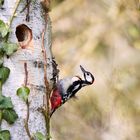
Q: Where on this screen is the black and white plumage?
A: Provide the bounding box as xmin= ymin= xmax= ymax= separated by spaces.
xmin=50 ymin=65 xmax=94 ymax=116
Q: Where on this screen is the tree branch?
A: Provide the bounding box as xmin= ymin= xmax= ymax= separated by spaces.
xmin=24 ymin=62 xmax=33 ymax=140
xmin=41 ymin=15 xmax=51 ymax=139
xmin=40 ymin=1 xmax=58 ymax=139
xmin=24 ymin=63 xmax=28 ymax=87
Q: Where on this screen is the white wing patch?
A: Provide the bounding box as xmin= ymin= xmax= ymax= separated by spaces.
xmin=73 ymin=84 xmax=80 ymax=91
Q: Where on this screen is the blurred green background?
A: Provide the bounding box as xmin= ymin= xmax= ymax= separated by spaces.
xmin=50 ymin=0 xmax=140 ymax=140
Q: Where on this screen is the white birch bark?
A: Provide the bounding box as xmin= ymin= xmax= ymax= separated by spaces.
xmin=0 ymin=0 xmax=55 ymax=139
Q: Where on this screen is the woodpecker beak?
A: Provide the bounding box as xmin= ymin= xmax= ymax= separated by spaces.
xmin=80 ymin=65 xmax=87 ymax=74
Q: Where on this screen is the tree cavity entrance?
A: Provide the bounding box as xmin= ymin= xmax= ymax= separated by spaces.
xmin=15 ymin=24 xmax=33 ymax=49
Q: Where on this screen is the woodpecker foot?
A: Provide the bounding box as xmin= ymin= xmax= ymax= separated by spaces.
xmin=37 ymin=107 xmax=45 ymax=113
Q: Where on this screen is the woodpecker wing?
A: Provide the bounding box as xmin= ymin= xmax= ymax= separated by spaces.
xmin=57 ymin=77 xmax=82 ymax=103
xmin=57 ymin=77 xmax=74 ymax=96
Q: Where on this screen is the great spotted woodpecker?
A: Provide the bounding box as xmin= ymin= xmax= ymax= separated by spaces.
xmin=50 ymin=65 xmax=94 ymax=117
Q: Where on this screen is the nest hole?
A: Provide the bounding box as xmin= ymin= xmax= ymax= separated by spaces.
xmin=15 ymin=24 xmax=33 ymax=49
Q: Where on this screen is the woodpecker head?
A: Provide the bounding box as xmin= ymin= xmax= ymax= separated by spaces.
xmin=80 ymin=65 xmax=94 ymax=86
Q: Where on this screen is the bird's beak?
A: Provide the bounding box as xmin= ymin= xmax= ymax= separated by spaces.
xmin=80 ymin=65 xmax=87 ymax=74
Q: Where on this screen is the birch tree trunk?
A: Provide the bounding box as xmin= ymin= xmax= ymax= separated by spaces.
xmin=0 ymin=0 xmax=55 ymax=139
